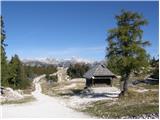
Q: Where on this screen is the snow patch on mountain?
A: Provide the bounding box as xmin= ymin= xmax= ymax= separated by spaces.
xmin=22 ymin=57 xmax=96 ymax=67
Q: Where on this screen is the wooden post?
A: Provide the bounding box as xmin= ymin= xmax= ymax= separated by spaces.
xmin=92 ymin=79 xmax=93 ymax=86
xmin=86 ymin=79 xmax=87 ymax=87
xmin=110 ymin=77 xmax=113 ymax=87
xmin=91 ymin=77 xmax=95 ymax=87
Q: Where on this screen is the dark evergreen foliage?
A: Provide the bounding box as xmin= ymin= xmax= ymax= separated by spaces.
xmin=67 ymin=63 xmax=89 ymax=78
xmin=24 ymin=65 xmax=57 ymax=76
xmin=7 ymin=55 xmax=30 ymax=89
xmin=1 ymin=17 xmax=31 ymax=89
xmin=1 ymin=16 xmax=9 ymax=87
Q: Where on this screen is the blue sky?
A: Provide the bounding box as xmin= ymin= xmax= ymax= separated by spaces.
xmin=1 ymin=1 xmax=159 ymax=61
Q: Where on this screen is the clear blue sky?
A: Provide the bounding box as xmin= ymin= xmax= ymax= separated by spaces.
xmin=1 ymin=1 xmax=159 ymax=61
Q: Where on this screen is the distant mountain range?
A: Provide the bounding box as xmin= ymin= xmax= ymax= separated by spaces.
xmin=22 ymin=57 xmax=105 ymax=67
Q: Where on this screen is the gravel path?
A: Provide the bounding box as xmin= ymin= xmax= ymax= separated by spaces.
xmin=1 ymin=75 xmax=91 ymax=118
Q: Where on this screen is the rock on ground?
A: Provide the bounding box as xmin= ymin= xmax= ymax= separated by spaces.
xmin=0 ymin=87 xmax=24 ymax=102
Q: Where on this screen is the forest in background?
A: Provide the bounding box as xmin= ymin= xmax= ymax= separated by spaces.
xmin=1 ymin=16 xmax=57 ymax=89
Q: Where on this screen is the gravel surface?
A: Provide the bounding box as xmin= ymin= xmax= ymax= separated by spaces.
xmin=1 ymin=75 xmax=91 ymax=118
xmin=121 ymin=113 xmax=159 ymax=119
xmin=59 ymin=86 xmax=120 ymax=110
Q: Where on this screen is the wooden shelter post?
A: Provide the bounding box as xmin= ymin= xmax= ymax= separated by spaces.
xmin=110 ymin=77 xmax=113 ymax=87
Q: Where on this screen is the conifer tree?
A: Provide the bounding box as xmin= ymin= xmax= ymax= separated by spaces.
xmin=106 ymin=10 xmax=150 ymax=96
xmin=9 ymin=55 xmax=30 ymax=89
xmin=1 ymin=16 xmax=9 ymax=86
xmin=1 ymin=17 xmax=31 ymax=89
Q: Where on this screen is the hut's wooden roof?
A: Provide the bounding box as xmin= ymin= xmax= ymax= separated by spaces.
xmin=83 ymin=64 xmax=115 ymax=79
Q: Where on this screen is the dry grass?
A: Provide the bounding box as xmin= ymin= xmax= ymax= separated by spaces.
xmin=136 ymin=83 xmax=159 ymax=89
xmin=41 ymin=79 xmax=85 ymax=97
xmin=83 ymin=89 xmax=159 ymax=118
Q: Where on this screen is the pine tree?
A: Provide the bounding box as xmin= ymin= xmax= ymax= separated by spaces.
xmin=9 ymin=55 xmax=30 ymax=89
xmin=106 ymin=10 xmax=150 ymax=96
xmin=8 ymin=55 xmax=20 ymax=89
xmin=24 ymin=66 xmax=34 ymax=80
xmin=1 ymin=16 xmax=9 ymax=86
xmin=1 ymin=17 xmax=31 ymax=89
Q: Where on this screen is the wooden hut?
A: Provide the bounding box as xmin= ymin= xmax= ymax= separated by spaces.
xmin=83 ymin=64 xmax=116 ymax=87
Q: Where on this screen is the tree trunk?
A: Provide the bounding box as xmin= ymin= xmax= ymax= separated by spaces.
xmin=119 ymin=73 xmax=129 ymax=97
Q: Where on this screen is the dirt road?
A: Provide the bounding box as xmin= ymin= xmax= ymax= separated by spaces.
xmin=1 ymin=75 xmax=90 ymax=118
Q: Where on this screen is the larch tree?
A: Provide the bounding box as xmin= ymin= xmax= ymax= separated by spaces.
xmin=106 ymin=10 xmax=150 ymax=96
